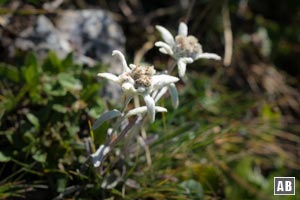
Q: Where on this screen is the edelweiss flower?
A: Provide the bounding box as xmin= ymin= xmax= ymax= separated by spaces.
xmin=98 ymin=50 xmax=179 ymax=122
xmin=155 ymin=22 xmax=221 ymax=77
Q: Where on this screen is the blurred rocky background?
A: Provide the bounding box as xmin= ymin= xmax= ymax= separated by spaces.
xmin=0 ymin=2 xmax=125 ymax=67
xmin=0 ymin=0 xmax=299 ymax=199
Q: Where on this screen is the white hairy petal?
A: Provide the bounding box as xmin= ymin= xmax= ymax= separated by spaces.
xmin=177 ymin=57 xmax=194 ymax=77
xmin=178 ymin=22 xmax=188 ymax=36
xmin=178 ymin=61 xmax=187 ymax=78
xmin=155 ymin=41 xmax=174 ymax=55
xmin=91 ymin=145 xmax=110 ymax=167
xmin=196 ymin=53 xmax=221 ymax=60
xmin=121 ymin=82 xmax=137 ymax=94
xmin=129 ymin=64 xmax=136 ymax=69
xmin=143 ymin=94 xmax=156 ymax=123
xmin=112 ymin=50 xmax=130 ymax=72
xmin=136 ymin=87 xmax=147 ymax=94
xmin=125 ymin=106 xmax=167 ymax=117
xmin=159 ymin=48 xmax=170 ymax=55
xmin=156 ymin=25 xmax=175 ymax=45
xmin=97 ymin=73 xmax=120 ymax=83
xmin=152 ymin=74 xmax=180 ymax=91
xmin=154 ymin=106 xmax=168 ymax=113
xmin=153 ymin=86 xmax=168 ymax=102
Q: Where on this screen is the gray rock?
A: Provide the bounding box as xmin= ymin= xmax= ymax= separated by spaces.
xmin=14 ymin=10 xmax=125 ymax=70
xmin=15 ymin=15 xmax=71 ymax=59
xmin=7 ymin=9 xmax=126 ymax=102
xmin=56 ymin=10 xmax=125 ymax=74
xmin=55 ymin=10 xmax=126 ymax=101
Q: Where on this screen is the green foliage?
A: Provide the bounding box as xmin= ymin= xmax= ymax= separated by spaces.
xmin=0 ymin=49 xmax=299 ymax=200
xmin=180 ymin=179 xmax=203 ymax=200
xmin=0 ymin=52 xmax=299 ymax=199
xmin=0 ymin=52 xmax=105 ymax=198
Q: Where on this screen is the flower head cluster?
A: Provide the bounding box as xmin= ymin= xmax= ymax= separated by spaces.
xmin=98 ymin=50 xmax=179 ymax=122
xmin=155 ymin=22 xmax=221 ymax=77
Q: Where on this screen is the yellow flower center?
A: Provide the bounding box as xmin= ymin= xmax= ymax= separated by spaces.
xmin=175 ymin=35 xmax=202 ymax=58
xmin=131 ymin=65 xmax=155 ymax=88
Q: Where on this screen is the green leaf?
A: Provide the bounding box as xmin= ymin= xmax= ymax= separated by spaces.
xmin=66 ymin=123 xmax=80 ymax=136
xmin=0 ymin=151 xmax=11 ymax=162
xmin=0 ymin=63 xmax=20 ymax=82
xmin=25 ymin=52 xmax=39 ymax=72
xmin=52 ymin=104 xmax=68 ymax=113
xmin=32 ymin=151 xmax=47 ymax=163
xmin=43 ymin=81 xmax=67 ymax=96
xmin=26 ymin=113 xmax=40 ymax=128
xmin=57 ymin=178 xmax=67 ymax=192
xmin=58 ymin=73 xmax=82 ymax=91
xmin=22 ymin=63 xmax=39 ymax=85
xmin=22 ymin=53 xmax=40 ymax=85
xmin=93 ymin=124 xmax=108 ymax=145
xmin=180 ymin=179 xmax=203 ymax=200
xmin=88 ymin=99 xmax=105 ymax=118
xmin=48 ymin=51 xmax=62 ymax=71
xmin=92 ymin=109 xmax=122 ymax=130
xmin=81 ymin=84 xmax=99 ymax=101
xmin=42 ymin=51 xmax=64 ymax=73
xmin=62 ymin=52 xmax=74 ymax=69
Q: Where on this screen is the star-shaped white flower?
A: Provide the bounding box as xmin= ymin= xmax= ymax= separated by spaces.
xmin=155 ymin=22 xmax=221 ymax=77
xmin=98 ymin=50 xmax=179 ymax=122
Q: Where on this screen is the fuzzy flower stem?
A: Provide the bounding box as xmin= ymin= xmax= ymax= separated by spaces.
xmin=167 ymin=60 xmax=178 ymax=74
xmin=110 ymin=96 xmax=133 ymax=138
xmin=108 ymin=116 xmax=140 ymax=148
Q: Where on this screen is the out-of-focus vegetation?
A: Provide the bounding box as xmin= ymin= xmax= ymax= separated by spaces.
xmin=1 ymin=0 xmax=300 ymax=199
xmin=0 ymin=52 xmax=107 ymax=199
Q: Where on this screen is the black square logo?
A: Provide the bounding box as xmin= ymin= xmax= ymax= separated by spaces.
xmin=274 ymin=177 xmax=295 ymax=195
